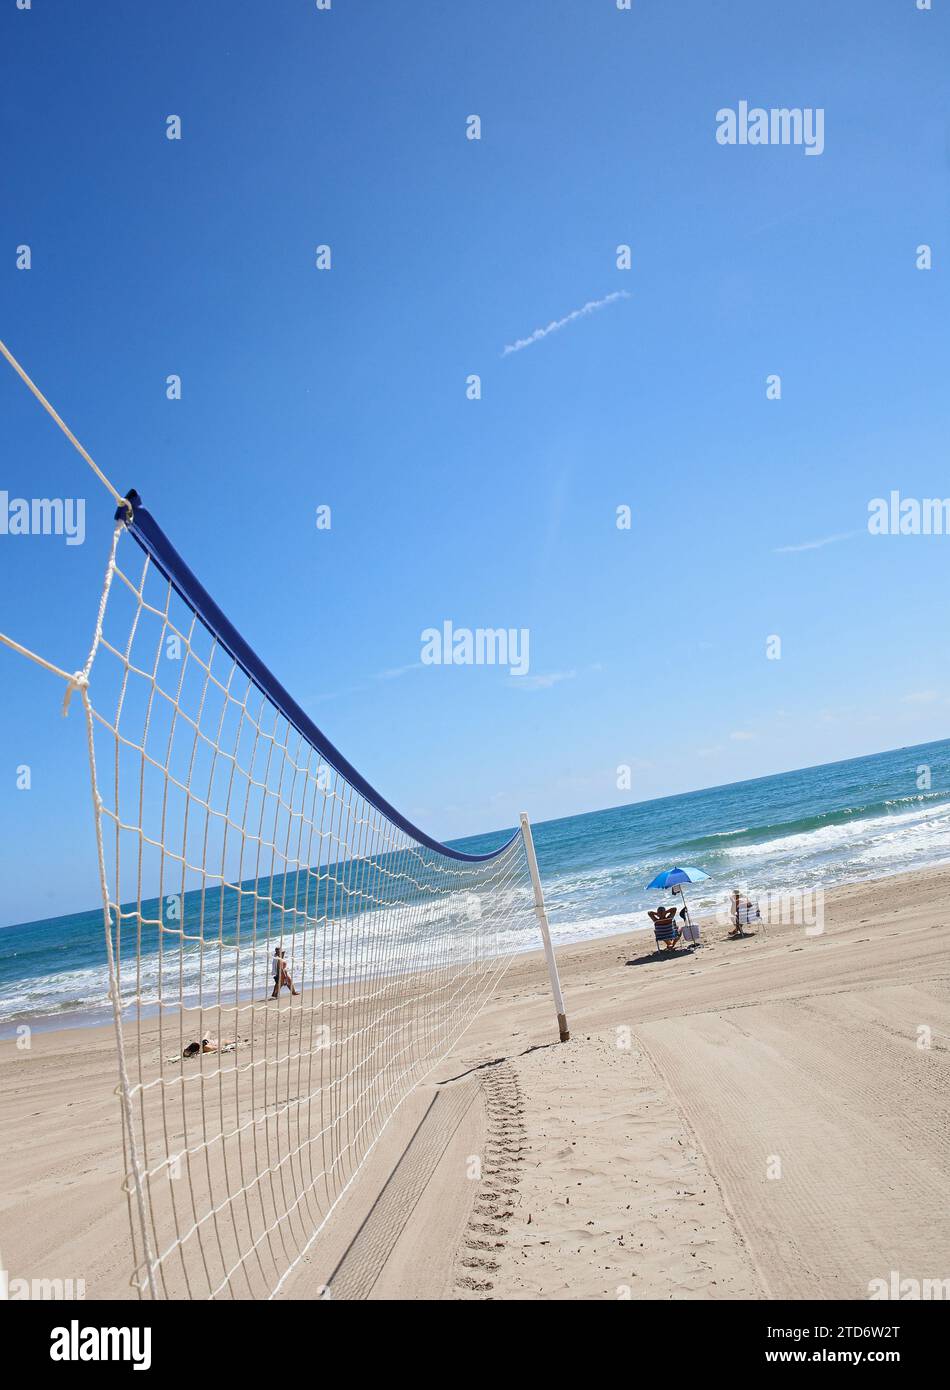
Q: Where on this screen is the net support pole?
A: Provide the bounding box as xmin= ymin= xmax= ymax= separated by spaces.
xmin=519 ymin=813 xmax=569 ymax=1042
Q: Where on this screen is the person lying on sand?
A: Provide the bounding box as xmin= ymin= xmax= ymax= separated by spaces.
xmin=181 ymin=1037 xmax=235 ymax=1058
xmin=171 ymin=1038 xmax=240 ymax=1062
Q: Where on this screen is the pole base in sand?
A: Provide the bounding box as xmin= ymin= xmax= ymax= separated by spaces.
xmin=557 ymin=1013 xmax=570 ymax=1042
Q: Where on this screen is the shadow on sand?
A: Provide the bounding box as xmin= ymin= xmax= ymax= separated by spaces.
xmin=625 ymin=945 xmax=698 ymax=968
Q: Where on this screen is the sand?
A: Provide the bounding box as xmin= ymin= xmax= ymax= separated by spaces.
xmin=1 ymin=865 xmax=947 ymax=1300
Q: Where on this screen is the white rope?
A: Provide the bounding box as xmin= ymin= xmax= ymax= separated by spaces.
xmin=80 ymin=678 xmax=160 ymax=1300
xmin=62 ymin=521 xmax=124 ymax=714
xmin=0 ymin=629 xmax=75 ymax=685
xmin=0 ymin=337 xmax=130 ymax=515
xmin=0 ymin=334 xmax=129 ymax=711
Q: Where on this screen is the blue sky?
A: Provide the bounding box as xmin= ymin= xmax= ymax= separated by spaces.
xmin=1 ymin=0 xmax=949 ymax=925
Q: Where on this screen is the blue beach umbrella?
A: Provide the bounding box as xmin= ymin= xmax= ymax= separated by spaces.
xmin=646 ymin=866 xmax=710 ymax=937
xmin=646 ymin=866 xmax=709 ymax=890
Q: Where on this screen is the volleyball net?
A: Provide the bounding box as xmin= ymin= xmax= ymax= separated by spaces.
xmin=0 ymin=339 xmax=567 ymax=1300
xmin=85 ymin=492 xmax=566 ymax=1298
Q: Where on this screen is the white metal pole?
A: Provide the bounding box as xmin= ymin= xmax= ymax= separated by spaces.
xmin=519 ymin=813 xmax=569 ymax=1042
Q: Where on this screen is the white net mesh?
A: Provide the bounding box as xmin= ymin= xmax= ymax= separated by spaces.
xmin=80 ymin=520 xmax=536 ymax=1300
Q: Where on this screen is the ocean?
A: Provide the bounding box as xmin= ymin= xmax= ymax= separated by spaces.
xmin=2 ymin=738 xmax=948 ymax=1035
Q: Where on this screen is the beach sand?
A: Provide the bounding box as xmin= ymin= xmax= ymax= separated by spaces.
xmin=1 ymin=866 xmax=947 ymax=1300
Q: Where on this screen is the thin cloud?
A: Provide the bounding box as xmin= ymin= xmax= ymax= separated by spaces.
xmin=773 ymin=532 xmax=856 ymax=554
xmin=902 ymin=690 xmax=939 ymax=704
xmin=374 ymin=662 xmax=422 ymax=681
xmin=503 ymin=291 xmax=630 ymax=356
xmin=730 ymin=730 xmax=757 ymax=742
xmin=509 ymin=669 xmax=577 ymax=691
xmin=307 ymin=683 xmax=368 ymax=705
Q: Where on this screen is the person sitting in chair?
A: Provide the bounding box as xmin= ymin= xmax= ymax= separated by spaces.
xmin=649 ymin=904 xmax=683 ymax=950
xmin=728 ymin=889 xmax=758 ymax=938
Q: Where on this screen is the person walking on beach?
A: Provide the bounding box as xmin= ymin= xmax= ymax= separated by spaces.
xmin=270 ymin=947 xmax=299 ymax=998
xmin=280 ymin=951 xmax=299 ymax=996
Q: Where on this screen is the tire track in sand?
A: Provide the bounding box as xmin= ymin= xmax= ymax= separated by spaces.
xmin=454 ymin=1062 xmax=527 ymax=1297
